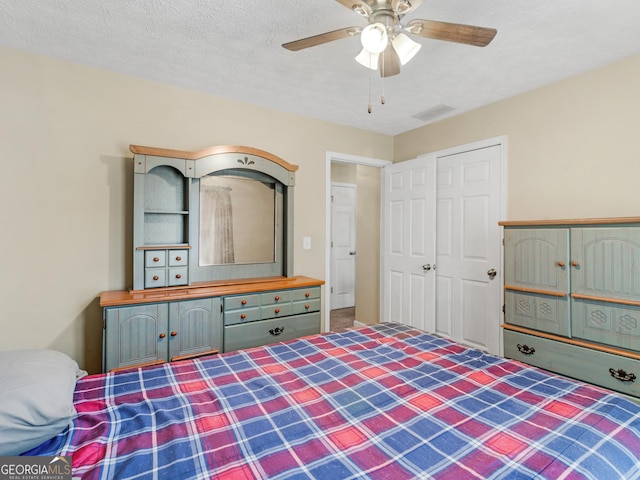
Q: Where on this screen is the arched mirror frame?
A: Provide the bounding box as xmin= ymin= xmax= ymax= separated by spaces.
xmin=131 ymin=145 xmax=297 ymax=291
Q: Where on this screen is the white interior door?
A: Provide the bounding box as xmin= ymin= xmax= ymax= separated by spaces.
xmin=381 ymin=157 xmax=436 ymax=331
xmin=331 ymin=183 xmax=356 ymax=310
xmin=435 ymin=143 xmax=503 ymax=354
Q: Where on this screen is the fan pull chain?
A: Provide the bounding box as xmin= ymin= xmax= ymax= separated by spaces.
xmin=367 ymin=68 xmax=372 ymax=114
xmin=380 ymin=49 xmax=385 ymax=105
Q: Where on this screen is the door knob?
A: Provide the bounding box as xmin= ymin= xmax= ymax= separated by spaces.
xmin=349 ymin=251 xmax=356 ymax=255
xmin=487 ymin=268 xmax=497 ymax=278
xmin=423 ymin=264 xmax=431 ymax=271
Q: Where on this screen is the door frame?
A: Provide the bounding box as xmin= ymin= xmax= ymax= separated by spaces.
xmin=325 ymin=151 xmax=391 ymax=332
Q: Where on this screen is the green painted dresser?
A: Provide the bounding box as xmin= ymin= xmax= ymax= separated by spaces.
xmin=501 ymin=217 xmax=640 ymax=400
xmin=101 ymin=277 xmax=323 ymax=372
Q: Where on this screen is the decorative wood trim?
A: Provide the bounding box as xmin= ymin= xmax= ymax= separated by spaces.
xmin=499 ymin=217 xmax=640 ymax=227
xmin=109 ymin=360 xmax=166 ymax=373
xmin=130 ymin=144 xmax=299 ymax=172
xmin=170 ymin=349 xmax=219 ymax=362
xmin=571 ymin=293 xmax=640 ymax=308
xmin=505 ymin=285 xmax=566 ymax=298
xmin=501 ymin=323 xmax=640 ymax=361
xmin=100 ymin=275 xmax=324 ymax=307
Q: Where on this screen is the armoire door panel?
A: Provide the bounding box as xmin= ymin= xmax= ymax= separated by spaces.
xmin=571 ymin=298 xmax=640 ymax=353
xmin=505 ymin=291 xmax=570 ymax=336
xmin=504 ymin=228 xmax=569 ymax=293
xmin=571 ymin=227 xmax=640 ymax=300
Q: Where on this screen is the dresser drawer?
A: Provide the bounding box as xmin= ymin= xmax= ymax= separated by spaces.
xmin=145 ymin=251 xmax=166 ymax=267
xmin=145 ymin=269 xmax=166 ymax=288
xmin=291 ymin=287 xmax=321 ymax=302
xmin=168 ymin=249 xmax=188 ymax=266
xmin=224 ymin=294 xmax=261 ymax=311
xmin=504 ymin=329 xmax=640 ymax=399
xmin=168 ymin=267 xmax=188 ymax=286
xmin=260 ymin=303 xmax=292 ymax=319
xmin=224 ymin=307 xmax=261 ymax=326
xmin=505 ymin=290 xmax=569 ymax=336
xmin=260 ymin=290 xmax=291 ymax=305
xmin=224 ymin=312 xmax=320 ymax=352
xmin=292 ymin=298 xmax=321 ymax=315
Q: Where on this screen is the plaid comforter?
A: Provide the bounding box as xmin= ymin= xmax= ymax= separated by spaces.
xmin=27 ymin=323 xmax=640 ymax=479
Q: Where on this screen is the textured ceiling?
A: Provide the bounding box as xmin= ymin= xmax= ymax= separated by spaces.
xmin=2 ymin=1 xmax=640 ymax=135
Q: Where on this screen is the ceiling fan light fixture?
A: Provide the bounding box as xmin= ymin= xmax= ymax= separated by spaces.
xmin=360 ymin=23 xmax=389 ymax=54
xmin=395 ymin=0 xmax=413 ymax=14
xmin=392 ymin=33 xmax=421 ymax=65
xmin=355 ymin=48 xmax=380 ymax=70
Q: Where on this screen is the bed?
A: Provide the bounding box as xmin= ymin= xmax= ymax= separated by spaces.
xmin=20 ymin=323 xmax=640 ymax=479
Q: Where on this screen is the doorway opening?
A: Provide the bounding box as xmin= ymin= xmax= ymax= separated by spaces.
xmin=325 ymin=152 xmax=391 ymax=333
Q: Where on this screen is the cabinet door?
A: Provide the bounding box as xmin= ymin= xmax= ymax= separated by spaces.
xmin=504 ymin=228 xmax=569 ymax=293
xmin=571 ymin=226 xmax=640 ymax=350
xmin=504 ymin=228 xmax=570 ymax=335
xmin=168 ymin=298 xmax=221 ymax=361
xmin=103 ymin=304 xmax=169 ymax=372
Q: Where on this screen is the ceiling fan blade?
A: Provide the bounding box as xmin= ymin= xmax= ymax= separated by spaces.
xmin=282 ymin=26 xmax=362 ymax=51
xmin=379 ymin=44 xmax=401 ymax=77
xmin=406 ymin=19 xmax=497 ymax=47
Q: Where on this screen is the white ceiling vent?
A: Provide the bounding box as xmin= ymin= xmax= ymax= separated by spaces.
xmin=411 ymin=104 xmax=456 ymax=123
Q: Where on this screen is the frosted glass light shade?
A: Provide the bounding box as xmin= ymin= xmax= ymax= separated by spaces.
xmin=392 ymin=33 xmax=421 ymax=65
xmin=355 ymin=48 xmax=379 ymax=70
xmin=360 ymin=23 xmax=388 ymax=54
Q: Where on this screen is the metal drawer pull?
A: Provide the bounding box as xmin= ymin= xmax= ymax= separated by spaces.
xmin=275 ymin=296 xmax=280 ymax=301
xmin=153 ymin=257 xmax=160 ymax=262
xmin=241 ymin=300 xmax=247 ymax=305
xmin=269 ymin=327 xmax=285 ymax=336
xmin=305 ymin=292 xmax=310 ymax=297
xmin=609 ymin=368 xmax=636 ymax=383
xmin=170 ymin=331 xmax=177 ymax=337
xmin=517 ymin=344 xmax=535 ymax=355
xmin=153 ymin=276 xmax=159 ymax=281
xmin=275 ymin=308 xmax=280 ymax=314
xmin=175 ymin=274 xmax=182 ymax=279
xmin=175 ymin=256 xmax=182 ymax=261
xmin=159 ymin=333 xmax=166 ymax=339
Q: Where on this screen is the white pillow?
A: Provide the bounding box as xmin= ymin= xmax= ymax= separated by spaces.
xmin=0 ymin=349 xmax=87 ymax=455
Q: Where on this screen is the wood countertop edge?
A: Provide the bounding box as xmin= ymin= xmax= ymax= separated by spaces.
xmin=499 ymin=217 xmax=640 ymax=227
xmin=100 ymin=276 xmax=324 ymax=307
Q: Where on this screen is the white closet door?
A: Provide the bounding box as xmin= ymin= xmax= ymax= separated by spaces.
xmin=381 ymin=156 xmax=436 ymax=331
xmin=435 ymin=143 xmax=503 ymax=354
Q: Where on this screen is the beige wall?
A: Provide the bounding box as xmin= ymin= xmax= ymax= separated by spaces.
xmin=4 ymin=44 xmax=640 ymax=373
xmin=0 ymin=46 xmax=393 ymax=373
xmin=330 ymin=163 xmax=381 ymax=325
xmin=395 ymin=53 xmax=640 ymax=220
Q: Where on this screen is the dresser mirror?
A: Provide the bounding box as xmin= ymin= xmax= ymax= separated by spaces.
xmin=198 ymin=171 xmax=278 ymax=266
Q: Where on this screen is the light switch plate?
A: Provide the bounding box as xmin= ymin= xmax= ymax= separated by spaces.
xmin=303 ymin=236 xmax=311 ymax=249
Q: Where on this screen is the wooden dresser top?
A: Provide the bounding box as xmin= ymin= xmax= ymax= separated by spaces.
xmin=100 ymin=276 xmax=324 ymax=307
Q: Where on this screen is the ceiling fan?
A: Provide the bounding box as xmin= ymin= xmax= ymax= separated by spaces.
xmin=282 ymin=0 xmax=497 ymax=78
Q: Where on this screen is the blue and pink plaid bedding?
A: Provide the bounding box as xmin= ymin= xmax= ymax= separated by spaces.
xmin=26 ymin=323 xmax=640 ymax=479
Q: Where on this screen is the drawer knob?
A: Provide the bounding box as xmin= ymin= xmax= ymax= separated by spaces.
xmin=170 ymin=331 xmax=177 ymax=337
xmin=305 ymin=292 xmax=310 ymax=297
xmin=275 ymin=296 xmax=280 ymax=301
xmin=305 ymin=304 xmax=310 ymax=309
xmin=175 ymin=256 xmax=182 ymax=261
xmin=571 ymin=260 xmax=580 ymax=268
xmin=241 ymin=300 xmax=247 ymax=305
xmin=269 ymin=327 xmax=285 ymax=336
xmin=153 ymin=257 xmax=160 ymax=262
xmin=557 ymin=261 xmax=565 ymax=267
xmin=153 ymin=276 xmax=159 ymax=281
xmin=241 ymin=314 xmax=246 ymax=319
xmin=159 ymin=333 xmax=166 ymax=339
xmin=609 ymin=368 xmax=636 ymax=383
xmin=175 ymin=274 xmax=182 ymax=279
xmin=275 ymin=308 xmax=280 ymax=314
xmin=516 ymin=343 xmax=535 ymax=355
